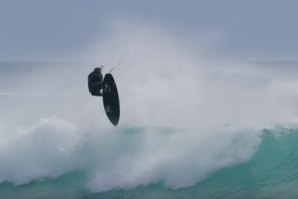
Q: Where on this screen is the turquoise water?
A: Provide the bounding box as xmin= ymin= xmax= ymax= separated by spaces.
xmin=1 ymin=127 xmax=298 ymax=199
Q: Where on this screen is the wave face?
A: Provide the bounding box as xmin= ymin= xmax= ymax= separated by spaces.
xmin=0 ymin=126 xmax=298 ymax=199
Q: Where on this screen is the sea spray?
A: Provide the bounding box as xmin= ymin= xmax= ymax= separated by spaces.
xmin=0 ymin=118 xmax=260 ymax=191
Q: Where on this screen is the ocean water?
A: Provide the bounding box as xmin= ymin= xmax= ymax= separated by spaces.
xmin=1 ymin=59 xmax=298 ymax=199
xmin=0 ymin=127 xmax=298 ymax=199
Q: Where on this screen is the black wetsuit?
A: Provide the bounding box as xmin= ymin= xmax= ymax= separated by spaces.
xmin=88 ymin=71 xmax=103 ymax=96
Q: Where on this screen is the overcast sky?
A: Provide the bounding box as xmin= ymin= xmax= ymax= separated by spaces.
xmin=0 ymin=0 xmax=298 ymax=61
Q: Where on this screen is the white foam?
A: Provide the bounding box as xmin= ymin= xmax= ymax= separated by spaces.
xmin=86 ymin=126 xmax=260 ymax=191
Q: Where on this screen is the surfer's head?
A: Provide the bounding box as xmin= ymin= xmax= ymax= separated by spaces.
xmin=94 ymin=66 xmax=103 ymax=73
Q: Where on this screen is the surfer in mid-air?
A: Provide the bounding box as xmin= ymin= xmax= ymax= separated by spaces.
xmin=88 ymin=66 xmax=104 ymax=96
xmin=88 ymin=66 xmax=120 ymax=126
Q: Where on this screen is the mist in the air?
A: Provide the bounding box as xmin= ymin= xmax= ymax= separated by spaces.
xmin=74 ymin=22 xmax=298 ymax=129
xmin=1 ymin=22 xmax=298 ymax=129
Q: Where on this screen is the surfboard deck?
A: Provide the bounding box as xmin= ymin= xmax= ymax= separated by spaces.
xmin=102 ymin=73 xmax=120 ymax=126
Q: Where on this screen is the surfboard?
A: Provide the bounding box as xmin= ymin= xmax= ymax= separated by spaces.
xmin=102 ymin=73 xmax=120 ymax=126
